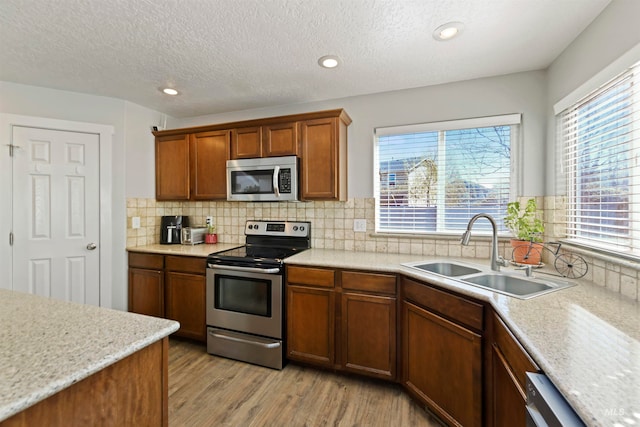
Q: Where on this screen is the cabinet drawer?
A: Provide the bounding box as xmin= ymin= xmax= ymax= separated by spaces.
xmin=493 ymin=313 xmax=539 ymax=389
xmin=165 ymin=256 xmax=206 ymax=274
xmin=341 ymin=271 xmax=396 ymax=295
xmin=128 ymin=252 xmax=164 ymax=270
xmin=402 ymin=277 xmax=483 ymax=331
xmin=287 ymin=265 xmax=335 ymax=288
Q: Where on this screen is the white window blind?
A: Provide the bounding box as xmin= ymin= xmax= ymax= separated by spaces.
xmin=374 ymin=115 xmax=520 ymax=234
xmin=558 ymin=60 xmax=640 ymax=256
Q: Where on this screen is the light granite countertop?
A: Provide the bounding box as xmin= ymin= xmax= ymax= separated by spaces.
xmin=126 ymin=242 xmax=242 ymax=257
xmin=285 ymin=249 xmax=640 ymax=427
xmin=0 ymin=290 xmax=179 ymax=422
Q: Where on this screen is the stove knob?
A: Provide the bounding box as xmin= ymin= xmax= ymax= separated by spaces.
xmin=293 ymin=226 xmax=298 ymax=231
xmin=300 ymin=226 xmax=305 ymax=231
xmin=247 ymin=224 xmax=253 ymax=230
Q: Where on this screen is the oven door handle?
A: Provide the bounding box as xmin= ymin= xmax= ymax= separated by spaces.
xmin=208 ymin=330 xmax=281 ymax=349
xmin=208 ymin=264 xmax=281 ymax=274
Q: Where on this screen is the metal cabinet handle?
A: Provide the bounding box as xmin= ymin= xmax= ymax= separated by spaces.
xmin=86 ymin=243 xmax=97 ymax=250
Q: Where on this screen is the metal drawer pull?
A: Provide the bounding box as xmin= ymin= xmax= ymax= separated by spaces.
xmin=209 ymin=331 xmax=281 ymax=349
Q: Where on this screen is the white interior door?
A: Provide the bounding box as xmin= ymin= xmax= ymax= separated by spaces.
xmin=12 ymin=126 xmax=101 ymax=305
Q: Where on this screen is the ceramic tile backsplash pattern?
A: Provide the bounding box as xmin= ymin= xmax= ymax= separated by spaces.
xmin=126 ymin=196 xmax=638 ymax=300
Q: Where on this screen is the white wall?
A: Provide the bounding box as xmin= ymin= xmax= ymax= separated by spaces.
xmin=546 ymin=0 xmax=640 ymax=194
xmin=124 ymin=102 xmax=165 ymax=197
xmin=0 ymin=81 xmax=164 ymax=310
xmin=172 ymin=70 xmax=548 ymax=198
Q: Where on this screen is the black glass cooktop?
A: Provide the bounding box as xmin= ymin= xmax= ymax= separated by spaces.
xmin=207 ymin=245 xmax=307 ymax=268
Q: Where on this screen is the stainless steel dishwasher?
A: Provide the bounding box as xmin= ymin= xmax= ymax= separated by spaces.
xmin=526 ymin=373 xmax=585 ymax=427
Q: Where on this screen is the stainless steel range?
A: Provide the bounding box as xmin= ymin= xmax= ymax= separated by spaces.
xmin=205 ymin=220 xmax=310 ymax=370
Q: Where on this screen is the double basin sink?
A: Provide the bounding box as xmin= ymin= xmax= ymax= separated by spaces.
xmin=402 ymin=261 xmax=575 ymax=299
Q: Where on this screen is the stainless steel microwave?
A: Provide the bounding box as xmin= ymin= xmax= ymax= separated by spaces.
xmin=226 ymin=156 xmax=299 ymax=202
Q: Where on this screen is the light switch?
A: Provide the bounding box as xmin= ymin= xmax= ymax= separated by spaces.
xmin=132 ymin=216 xmax=141 ymax=229
xmin=353 ymin=219 xmax=367 ymax=232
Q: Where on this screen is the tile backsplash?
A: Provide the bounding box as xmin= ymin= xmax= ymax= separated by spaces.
xmin=126 ymin=196 xmax=639 ymax=301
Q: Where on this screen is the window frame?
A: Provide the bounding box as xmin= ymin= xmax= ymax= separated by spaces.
xmin=557 ymin=60 xmax=640 ymax=258
xmin=373 ymin=114 xmax=522 ymax=237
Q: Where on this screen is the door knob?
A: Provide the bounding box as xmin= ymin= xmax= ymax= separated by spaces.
xmin=86 ymin=243 xmax=97 ymax=250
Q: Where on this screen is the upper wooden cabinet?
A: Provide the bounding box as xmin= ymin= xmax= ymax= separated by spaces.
xmin=263 ymin=122 xmax=299 ymax=157
xmin=154 ymin=109 xmax=351 ymax=201
xmin=155 ymin=134 xmax=190 ymax=200
xmin=231 ymin=126 xmax=262 ymax=159
xmin=155 ymin=131 xmax=229 ymax=200
xmin=190 ymin=130 xmax=229 ymax=200
xmin=301 ymin=116 xmax=349 ymax=201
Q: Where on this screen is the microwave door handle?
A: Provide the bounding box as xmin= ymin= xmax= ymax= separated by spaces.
xmin=273 ymin=165 xmax=280 ymax=198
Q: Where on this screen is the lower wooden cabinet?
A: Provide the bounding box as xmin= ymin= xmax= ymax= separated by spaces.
xmin=286 ymin=266 xmax=397 ymax=380
xmin=402 ymin=276 xmax=484 ymax=427
xmin=341 ymin=271 xmax=397 ymax=380
xmin=490 ymin=313 xmax=540 ymax=427
xmin=128 ymin=252 xmax=207 ymax=342
xmin=403 ymin=301 xmax=482 ymax=427
xmin=287 ymin=285 xmax=335 ymax=366
xmin=128 ymin=252 xmax=164 ymax=318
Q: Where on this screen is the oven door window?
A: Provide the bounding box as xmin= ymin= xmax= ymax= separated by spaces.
xmin=230 ymin=170 xmax=274 ymax=195
xmin=215 ymin=274 xmax=272 ymax=317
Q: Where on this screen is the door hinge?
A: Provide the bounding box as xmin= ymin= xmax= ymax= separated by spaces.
xmin=7 ymin=144 xmax=19 ymax=157
xmin=9 ymin=232 xmax=13 ymax=246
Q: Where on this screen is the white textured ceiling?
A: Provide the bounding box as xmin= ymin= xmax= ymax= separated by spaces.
xmin=0 ymin=0 xmax=610 ymax=118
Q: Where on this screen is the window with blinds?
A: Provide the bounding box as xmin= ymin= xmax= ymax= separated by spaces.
xmin=374 ymin=115 xmax=520 ymax=234
xmin=558 ymin=60 xmax=640 ymax=256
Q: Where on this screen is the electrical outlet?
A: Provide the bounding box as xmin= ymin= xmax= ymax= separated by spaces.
xmin=206 ymin=216 xmax=213 ymax=226
xmin=353 ymin=219 xmax=367 ymax=232
xmin=132 ymin=217 xmax=141 ymax=229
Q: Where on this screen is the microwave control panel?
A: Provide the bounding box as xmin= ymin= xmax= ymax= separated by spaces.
xmin=279 ymin=168 xmax=292 ymax=193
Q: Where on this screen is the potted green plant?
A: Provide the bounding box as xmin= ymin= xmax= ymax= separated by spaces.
xmin=504 ymin=198 xmax=544 ymax=265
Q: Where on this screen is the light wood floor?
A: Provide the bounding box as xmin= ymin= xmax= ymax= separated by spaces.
xmin=168 ymin=339 xmax=444 ymax=427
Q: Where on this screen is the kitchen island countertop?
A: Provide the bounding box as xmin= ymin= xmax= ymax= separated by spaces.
xmin=285 ymin=248 xmax=640 ymax=427
xmin=0 ymin=289 xmax=179 ymax=422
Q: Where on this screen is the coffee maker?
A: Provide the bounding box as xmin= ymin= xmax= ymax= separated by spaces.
xmin=160 ymin=216 xmax=189 ymax=244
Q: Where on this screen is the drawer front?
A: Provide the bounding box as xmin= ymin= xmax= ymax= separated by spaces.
xmin=165 ymin=255 xmax=207 ymax=274
xmin=402 ymin=277 xmax=484 ymax=331
xmin=128 ymin=252 xmax=164 ymax=270
xmin=493 ymin=313 xmax=539 ymax=389
xmin=341 ymin=271 xmax=396 ymax=295
xmin=287 ymin=265 xmax=335 ymax=288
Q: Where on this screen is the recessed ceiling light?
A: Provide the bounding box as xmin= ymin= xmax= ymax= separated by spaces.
xmin=318 ymin=55 xmax=340 ymax=69
xmin=162 ymin=88 xmax=179 ymax=95
xmin=433 ymin=22 xmax=464 ymax=41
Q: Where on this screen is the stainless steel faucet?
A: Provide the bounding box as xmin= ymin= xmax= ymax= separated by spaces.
xmin=460 ymin=213 xmax=508 ymax=272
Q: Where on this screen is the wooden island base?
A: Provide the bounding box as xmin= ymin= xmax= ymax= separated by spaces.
xmin=1 ymin=338 xmax=169 ymax=427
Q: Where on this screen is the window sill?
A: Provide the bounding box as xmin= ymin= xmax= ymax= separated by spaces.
xmin=370 ymin=231 xmax=512 ymax=241
xmin=558 ymin=240 xmax=640 ymax=271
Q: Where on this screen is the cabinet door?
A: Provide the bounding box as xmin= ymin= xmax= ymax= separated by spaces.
xmin=263 ymin=122 xmax=299 ymax=157
xmin=165 ymin=271 xmax=206 ymax=342
xmin=231 ymin=127 xmax=262 ymax=159
xmin=342 ymin=292 xmax=396 ymax=380
xmin=492 ymin=344 xmax=527 ymax=427
xmin=403 ymin=300 xmax=482 ymax=427
xmin=156 ymin=134 xmax=190 ymax=200
xmin=300 ymin=117 xmax=343 ymax=200
xmin=190 ymin=130 xmax=230 ymax=200
xmin=491 ymin=314 xmax=539 ymax=427
xmin=128 ymin=268 xmax=164 ymax=318
xmin=286 ymin=285 xmax=335 ymax=367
